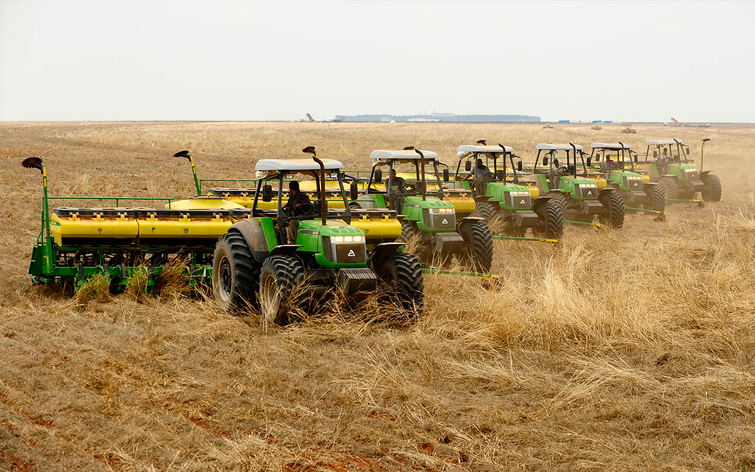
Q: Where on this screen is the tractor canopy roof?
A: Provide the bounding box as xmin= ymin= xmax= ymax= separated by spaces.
xmin=535 ymin=143 xmax=584 ymax=151
xmin=255 ymin=158 xmax=343 ymax=179
xmin=370 ymin=149 xmax=439 ymax=165
xmin=591 ymin=143 xmax=632 ymax=150
xmin=646 ymin=139 xmax=683 ymax=146
xmin=457 ymin=144 xmax=515 ymax=157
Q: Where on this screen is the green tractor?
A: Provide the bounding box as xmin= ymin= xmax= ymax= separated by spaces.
xmin=451 ymin=141 xmax=564 ymax=239
xmin=588 ymin=142 xmax=666 ymax=215
xmin=520 ymin=143 xmax=625 ymax=228
xmin=637 ymin=139 xmax=721 ymax=203
xmin=364 ymin=147 xmax=494 ymax=272
xmin=213 ymin=147 xmax=424 ymax=324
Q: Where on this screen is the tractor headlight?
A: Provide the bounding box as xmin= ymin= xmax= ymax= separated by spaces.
xmin=429 ymin=207 xmax=454 ymax=214
xmin=333 ymin=235 xmax=365 ymax=243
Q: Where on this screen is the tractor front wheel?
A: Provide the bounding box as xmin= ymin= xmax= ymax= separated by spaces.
xmin=701 ymin=173 xmax=722 ymax=202
xmin=657 ymin=176 xmax=678 ymax=200
xmin=378 ymin=252 xmax=424 ymax=317
xmin=599 ymin=191 xmax=625 ymax=228
xmin=644 ymin=185 xmax=666 ymax=213
xmin=259 ymin=255 xmax=305 ymax=326
xmin=474 ymin=201 xmax=497 ymax=222
xmin=459 ymin=221 xmax=493 ymax=272
xmin=212 ymin=232 xmax=261 ymax=313
xmin=535 ymin=201 xmax=564 ymax=238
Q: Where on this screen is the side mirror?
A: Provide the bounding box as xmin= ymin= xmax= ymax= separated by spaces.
xmin=262 ymin=184 xmax=273 ymax=202
xmin=350 ymin=181 xmax=358 ymax=201
xmin=634 ymin=155 xmax=638 ymax=163
xmin=517 ymin=160 xmax=523 ymax=171
xmin=496 ymin=170 xmax=504 ymax=180
xmin=442 ymin=168 xmax=449 ymax=182
xmin=685 ymin=147 xmax=690 ymax=155
xmin=586 ymin=157 xmax=592 ymax=166
xmin=374 ymin=169 xmax=382 ymax=184
xmin=653 ymin=150 xmax=658 ymax=158
xmin=465 ymin=161 xmax=471 ymax=172
xmin=543 ymin=157 xmax=549 ymax=166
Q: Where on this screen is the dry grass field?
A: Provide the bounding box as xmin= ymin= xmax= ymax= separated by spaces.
xmin=1 ymin=121 xmax=754 ymax=471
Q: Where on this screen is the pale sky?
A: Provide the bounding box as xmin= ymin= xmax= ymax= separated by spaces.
xmin=1 ymin=0 xmax=753 ymax=122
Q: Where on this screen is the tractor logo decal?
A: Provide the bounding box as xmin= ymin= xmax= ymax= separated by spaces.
xmin=520 ymin=199 xmax=527 ymax=205
xmin=442 ymin=218 xmax=448 ymax=225
xmin=587 ymin=190 xmax=593 ymax=196
xmin=348 ymin=249 xmax=356 ymax=257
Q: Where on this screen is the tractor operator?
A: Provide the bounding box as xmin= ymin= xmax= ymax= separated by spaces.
xmin=549 ymin=158 xmax=565 ymax=189
xmin=465 ymin=158 xmax=492 ymax=191
xmin=282 ymin=180 xmax=312 ymax=244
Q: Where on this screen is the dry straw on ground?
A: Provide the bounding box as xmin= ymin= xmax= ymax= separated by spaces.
xmin=0 ymin=122 xmax=754 ymax=471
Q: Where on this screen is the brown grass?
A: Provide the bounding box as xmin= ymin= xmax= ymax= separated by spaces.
xmin=1 ymin=121 xmax=754 ymax=471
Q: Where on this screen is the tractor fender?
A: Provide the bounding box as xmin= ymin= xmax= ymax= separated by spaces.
xmin=598 ymin=187 xmax=616 ymax=199
xmin=474 ymin=195 xmax=491 ymax=203
xmin=531 ymin=196 xmax=551 ymax=214
xmin=228 ymin=219 xmax=272 ymax=263
xmin=699 ymin=170 xmax=712 ymax=178
xmin=643 ymin=182 xmax=659 ymax=188
xmin=457 ymin=216 xmax=485 ymax=230
xmin=369 ymin=242 xmax=404 ymax=272
xmin=660 ymin=174 xmax=678 ymax=181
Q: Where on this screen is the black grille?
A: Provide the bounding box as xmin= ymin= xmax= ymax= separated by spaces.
xmin=576 ymin=184 xmax=598 ymax=199
xmin=431 ymin=213 xmax=456 ymax=229
xmin=334 ymin=243 xmax=367 ymax=263
xmin=508 ymin=194 xmax=532 ymax=209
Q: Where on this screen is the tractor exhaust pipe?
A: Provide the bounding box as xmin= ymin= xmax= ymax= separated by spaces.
xmin=174 ymin=150 xmax=201 ymax=196
xmin=701 ymin=138 xmax=710 ymax=172
xmin=303 ymin=146 xmax=327 ymax=226
xmin=408 ymin=147 xmax=427 ymax=201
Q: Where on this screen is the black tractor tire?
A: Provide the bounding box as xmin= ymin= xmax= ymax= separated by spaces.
xmin=459 ymin=221 xmax=493 ymax=273
xmin=701 ymin=173 xmax=722 ymax=202
xmin=399 ymin=219 xmax=415 ymax=243
xmin=548 ymin=192 xmax=569 ymax=217
xmin=378 ymin=252 xmax=424 ymax=317
xmin=644 ymin=185 xmax=666 ymax=213
xmin=657 ymin=176 xmax=678 ymax=200
xmin=212 ymin=232 xmax=261 ymax=313
xmin=599 ymin=191 xmax=625 ymax=228
xmin=535 ymin=201 xmax=564 ymax=238
xmin=474 ymin=201 xmax=497 ymax=222
xmin=258 ymin=255 xmax=305 ymax=326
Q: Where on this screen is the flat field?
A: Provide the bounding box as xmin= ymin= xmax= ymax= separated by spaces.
xmin=0 ymin=121 xmax=754 ymax=471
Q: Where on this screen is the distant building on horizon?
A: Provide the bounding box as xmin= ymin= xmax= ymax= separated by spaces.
xmin=334 ymin=113 xmax=540 ymax=123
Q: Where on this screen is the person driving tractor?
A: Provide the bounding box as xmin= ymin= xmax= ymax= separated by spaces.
xmin=282 ymin=180 xmax=312 ymax=244
xmin=465 ymin=158 xmax=492 ymax=191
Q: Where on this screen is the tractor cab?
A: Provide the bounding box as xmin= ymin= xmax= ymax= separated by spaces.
xmin=453 ymin=142 xmax=520 ymax=195
xmin=251 ymin=157 xmax=363 ymax=254
xmin=589 ymin=143 xmax=648 ymax=187
xmin=367 ymin=148 xmax=448 ymax=215
xmin=643 ymin=139 xmax=697 ymax=181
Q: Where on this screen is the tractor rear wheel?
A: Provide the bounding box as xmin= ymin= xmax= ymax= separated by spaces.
xmin=599 ymin=191 xmax=625 ymax=228
xmin=378 ymin=252 xmax=424 ymax=317
xmin=535 ymin=201 xmax=564 ymax=238
xmin=644 ymin=185 xmax=666 ymax=213
xmin=657 ymin=176 xmax=678 ymax=200
xmin=259 ymin=255 xmax=305 ymax=326
xmin=212 ymin=232 xmax=261 ymax=313
xmin=701 ymin=173 xmax=722 ymax=202
xmin=459 ymin=221 xmax=493 ymax=272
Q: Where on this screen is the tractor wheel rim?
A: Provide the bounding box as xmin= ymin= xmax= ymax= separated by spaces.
xmin=218 ymin=256 xmax=232 ymax=301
